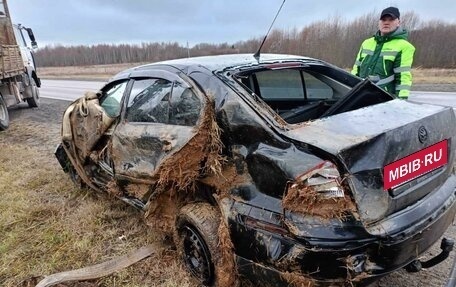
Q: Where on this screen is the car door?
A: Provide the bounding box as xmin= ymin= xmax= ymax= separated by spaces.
xmin=111 ymin=70 xmax=205 ymax=182
xmin=68 ymin=80 xmax=128 ymax=162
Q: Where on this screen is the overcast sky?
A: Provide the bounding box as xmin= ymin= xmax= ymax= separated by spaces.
xmin=7 ymin=0 xmax=456 ymax=47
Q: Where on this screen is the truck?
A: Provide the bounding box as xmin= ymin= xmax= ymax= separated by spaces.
xmin=0 ymin=0 xmax=40 ymax=131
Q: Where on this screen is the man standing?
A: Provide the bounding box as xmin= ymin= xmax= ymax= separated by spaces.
xmin=351 ymin=7 xmax=415 ymax=99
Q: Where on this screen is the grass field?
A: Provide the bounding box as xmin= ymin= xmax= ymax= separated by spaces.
xmin=0 ymin=118 xmax=195 ymax=287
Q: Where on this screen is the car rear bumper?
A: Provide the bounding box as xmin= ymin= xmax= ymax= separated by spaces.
xmin=235 ymin=176 xmax=456 ymax=285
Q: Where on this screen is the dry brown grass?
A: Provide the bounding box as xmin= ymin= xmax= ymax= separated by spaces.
xmin=38 ymin=64 xmax=456 ymax=85
xmin=412 ymin=68 xmax=456 ymax=84
xmin=0 ymin=121 xmax=196 ymax=287
xmin=37 ymin=63 xmax=147 ymax=81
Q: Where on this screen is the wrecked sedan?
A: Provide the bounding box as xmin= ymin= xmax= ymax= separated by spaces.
xmin=55 ymin=54 xmax=456 ymax=286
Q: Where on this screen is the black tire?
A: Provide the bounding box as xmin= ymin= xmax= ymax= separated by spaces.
xmin=0 ymin=95 xmax=9 ymax=131
xmin=26 ymin=77 xmax=40 ymax=108
xmin=176 ymin=203 xmax=221 ymax=286
xmin=68 ymin=162 xmax=86 ymax=189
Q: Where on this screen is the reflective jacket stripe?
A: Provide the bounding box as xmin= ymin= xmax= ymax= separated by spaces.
xmin=380 ymin=51 xmax=398 ymax=57
xmin=361 ymin=49 xmax=374 ymax=55
xmin=396 ymin=84 xmax=411 ymax=89
xmin=394 ymin=66 xmax=411 ymax=73
xmin=397 ymin=85 xmax=411 ymax=99
xmin=368 ymin=75 xmax=380 ymax=81
xmin=376 ymin=75 xmax=395 ymax=85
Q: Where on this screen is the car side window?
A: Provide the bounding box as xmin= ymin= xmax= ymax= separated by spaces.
xmin=169 ymin=82 xmax=201 ymax=126
xmin=126 ymin=78 xmax=202 ymax=126
xmin=256 ymin=69 xmax=304 ymax=101
xmin=303 ymin=72 xmax=334 ymax=99
xmin=126 ymin=78 xmax=173 ymax=123
xmin=100 ymin=81 xmax=128 ymax=118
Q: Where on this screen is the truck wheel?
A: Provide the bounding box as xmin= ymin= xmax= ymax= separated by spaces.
xmin=176 ymin=203 xmax=221 ymax=286
xmin=26 ymin=78 xmax=40 ymax=108
xmin=0 ymin=96 xmax=10 ymax=131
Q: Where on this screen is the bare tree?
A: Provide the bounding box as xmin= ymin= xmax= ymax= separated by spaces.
xmin=35 ymin=11 xmax=455 ymax=69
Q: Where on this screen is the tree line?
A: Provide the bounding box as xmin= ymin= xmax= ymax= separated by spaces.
xmin=35 ymin=11 xmax=456 ymax=69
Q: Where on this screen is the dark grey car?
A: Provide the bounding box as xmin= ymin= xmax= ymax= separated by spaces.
xmin=56 ymin=54 xmax=456 ymax=286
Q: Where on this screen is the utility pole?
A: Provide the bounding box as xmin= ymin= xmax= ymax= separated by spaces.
xmin=187 ymin=41 xmax=190 ymax=58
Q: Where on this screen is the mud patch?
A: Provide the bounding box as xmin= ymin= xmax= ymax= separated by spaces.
xmin=125 ymin=183 xmax=150 ymax=199
xmin=106 ymin=181 xmax=122 ymax=197
xmin=215 ymin=220 xmax=238 ymax=287
xmin=281 ymin=272 xmax=316 ymax=287
xmin=154 ymin=97 xmax=224 ymax=193
xmin=282 ymin=184 xmax=357 ymax=220
xmin=145 ymin=190 xmax=180 ymax=233
xmin=144 ymin=97 xmax=224 ymax=230
xmin=199 ymin=161 xmax=251 ymax=198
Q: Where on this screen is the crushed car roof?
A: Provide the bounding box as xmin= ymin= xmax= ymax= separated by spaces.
xmin=111 ymin=53 xmax=316 ymax=80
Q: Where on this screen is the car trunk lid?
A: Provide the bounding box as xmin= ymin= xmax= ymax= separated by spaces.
xmin=284 ymin=99 xmax=456 ymax=232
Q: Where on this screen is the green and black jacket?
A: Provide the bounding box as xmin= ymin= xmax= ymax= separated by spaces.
xmin=351 ymin=27 xmax=415 ymax=99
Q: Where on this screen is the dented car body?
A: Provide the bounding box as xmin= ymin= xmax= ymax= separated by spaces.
xmin=55 ymin=54 xmax=456 ymax=286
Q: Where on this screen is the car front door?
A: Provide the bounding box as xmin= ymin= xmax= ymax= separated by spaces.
xmin=111 ymin=70 xmax=205 ymax=183
xmin=66 ymin=80 xmax=128 ymax=162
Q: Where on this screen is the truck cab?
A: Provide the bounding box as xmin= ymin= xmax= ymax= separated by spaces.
xmin=13 ymin=23 xmax=38 ymax=72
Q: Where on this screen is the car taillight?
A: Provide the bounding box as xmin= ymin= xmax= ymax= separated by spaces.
xmin=292 ymin=161 xmax=344 ymax=199
xmin=283 ymin=161 xmax=357 ymax=219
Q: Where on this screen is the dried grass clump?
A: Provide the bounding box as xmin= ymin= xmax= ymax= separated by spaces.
xmin=214 ymin=221 xmax=238 ymax=287
xmin=281 ymin=271 xmax=316 ymax=287
xmin=154 ymin=97 xmax=224 ymax=194
xmin=282 ymin=183 xmax=356 ymax=220
xmin=145 ymin=97 xmax=224 ymax=230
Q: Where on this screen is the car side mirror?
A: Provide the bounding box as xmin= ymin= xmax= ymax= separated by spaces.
xmin=26 ymin=28 xmax=38 ymax=49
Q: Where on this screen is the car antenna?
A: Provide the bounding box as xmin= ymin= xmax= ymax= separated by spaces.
xmin=253 ymin=0 xmax=286 ymax=61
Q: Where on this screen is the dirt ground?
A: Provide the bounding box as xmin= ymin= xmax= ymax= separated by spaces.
xmin=1 ymin=94 xmax=456 ymax=286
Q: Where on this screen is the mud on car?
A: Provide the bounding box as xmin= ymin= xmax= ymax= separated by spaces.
xmin=55 ymin=54 xmax=456 ymax=286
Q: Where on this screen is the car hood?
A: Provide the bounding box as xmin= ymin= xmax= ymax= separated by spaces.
xmin=284 ymin=99 xmax=456 ymax=232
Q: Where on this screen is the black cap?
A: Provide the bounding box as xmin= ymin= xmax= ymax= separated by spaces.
xmin=380 ymin=7 xmax=400 ymax=20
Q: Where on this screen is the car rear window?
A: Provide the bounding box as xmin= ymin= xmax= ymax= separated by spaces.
xmin=256 ymin=69 xmax=304 ymax=101
xmin=303 ymin=72 xmax=333 ymax=99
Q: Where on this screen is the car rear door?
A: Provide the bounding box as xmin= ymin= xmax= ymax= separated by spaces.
xmin=111 ymin=70 xmax=205 ymax=182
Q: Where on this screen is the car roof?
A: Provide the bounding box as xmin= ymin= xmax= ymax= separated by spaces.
xmin=110 ymin=53 xmax=317 ymax=81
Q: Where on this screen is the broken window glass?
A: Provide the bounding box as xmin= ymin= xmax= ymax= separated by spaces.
xmin=126 ymin=78 xmax=172 ymax=123
xmin=169 ymin=82 xmax=201 ymax=126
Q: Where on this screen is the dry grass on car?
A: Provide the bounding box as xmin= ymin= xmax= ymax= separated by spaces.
xmin=0 ymin=121 xmax=196 ymax=287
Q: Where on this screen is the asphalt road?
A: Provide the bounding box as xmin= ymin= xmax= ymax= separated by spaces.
xmin=40 ymin=79 xmax=106 ymax=102
xmin=40 ymin=79 xmax=456 ymax=108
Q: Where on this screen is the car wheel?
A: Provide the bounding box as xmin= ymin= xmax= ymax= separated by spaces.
xmin=25 ymin=77 xmax=40 ymax=108
xmin=68 ymin=161 xmax=86 ymax=189
xmin=0 ymin=95 xmax=9 ymax=131
xmin=176 ymin=203 xmax=221 ymax=286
